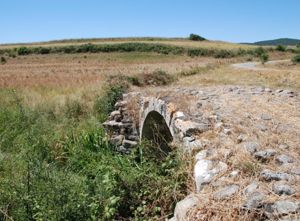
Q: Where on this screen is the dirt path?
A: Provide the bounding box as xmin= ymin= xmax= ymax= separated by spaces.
xmin=231 ymin=59 xmax=290 ymax=71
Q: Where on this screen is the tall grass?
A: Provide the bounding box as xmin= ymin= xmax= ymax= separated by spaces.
xmin=0 ymin=88 xmax=187 ymax=220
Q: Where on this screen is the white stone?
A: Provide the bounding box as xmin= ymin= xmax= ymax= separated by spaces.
xmin=194 ymin=150 xmax=228 ymax=192
xmin=173 ymin=194 xmax=200 ymax=221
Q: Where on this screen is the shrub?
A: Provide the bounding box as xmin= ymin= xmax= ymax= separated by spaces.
xmin=276 ymin=45 xmax=287 ymax=52
xmin=189 ymin=34 xmax=206 ymax=41
xmin=17 ymin=47 xmax=30 ymax=55
xmin=297 ymin=43 xmax=300 ymax=48
xmin=253 ymin=47 xmax=266 ymax=57
xmin=292 ymin=54 xmax=300 ymax=64
xmin=139 ymin=70 xmax=175 ymax=86
xmin=260 ymin=52 xmax=269 ymax=64
xmin=214 ymin=49 xmax=235 ymax=58
xmin=39 ymin=47 xmax=51 ymax=54
xmin=187 ymin=48 xmax=210 ymax=57
xmin=94 ymin=80 xmax=128 ymax=120
xmin=0 ymin=56 xmax=6 ymax=64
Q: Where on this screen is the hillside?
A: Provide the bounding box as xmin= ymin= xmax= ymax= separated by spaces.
xmin=253 ymin=38 xmax=300 ymax=46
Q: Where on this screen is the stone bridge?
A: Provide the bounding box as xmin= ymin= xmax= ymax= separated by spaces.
xmin=103 ymin=86 xmax=300 ymax=220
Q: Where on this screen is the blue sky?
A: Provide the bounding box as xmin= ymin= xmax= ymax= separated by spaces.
xmin=1 ymin=0 xmax=299 ymax=44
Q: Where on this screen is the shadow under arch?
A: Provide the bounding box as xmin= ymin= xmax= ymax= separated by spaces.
xmin=141 ymin=111 xmax=173 ymax=153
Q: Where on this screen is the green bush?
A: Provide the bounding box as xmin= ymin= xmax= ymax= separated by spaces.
xmin=189 ymin=33 xmax=206 ymax=41
xmin=292 ymin=54 xmax=300 ymax=64
xmin=297 ymin=43 xmax=300 ymax=48
xmin=17 ymin=47 xmax=30 ymax=55
xmin=0 ymin=56 xmax=6 ymax=64
xmin=253 ymin=47 xmax=266 ymax=57
xmin=260 ymin=52 xmax=269 ymax=64
xmin=276 ymin=45 xmax=287 ymax=52
xmin=187 ymin=48 xmax=210 ymax=57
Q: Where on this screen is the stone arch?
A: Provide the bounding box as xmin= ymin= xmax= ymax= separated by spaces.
xmin=141 ymin=110 xmax=173 ymax=152
xmin=139 ymin=97 xmax=178 ymax=151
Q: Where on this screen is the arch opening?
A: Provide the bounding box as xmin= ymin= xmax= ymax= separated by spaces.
xmin=141 ymin=111 xmax=173 ymax=153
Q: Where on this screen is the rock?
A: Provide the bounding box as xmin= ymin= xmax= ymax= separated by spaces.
xmin=194 ymin=150 xmax=228 ymax=192
xmin=114 ymin=100 xmax=127 ymax=108
xmin=268 ymin=200 xmax=299 ymax=216
xmin=256 ymin=124 xmax=268 ymax=132
xmin=214 ymin=185 xmax=239 ymax=200
xmin=230 ymin=170 xmax=239 ymax=178
xmin=290 ymin=168 xmax=300 ymax=175
xmin=127 ymin=135 xmax=139 ymax=141
xmin=244 ymin=142 xmax=259 ymax=154
xmin=183 ymin=137 xmax=202 ymax=150
xmin=174 ymin=111 xmax=185 ymax=120
xmin=243 ymin=191 xmax=265 ymax=209
xmin=237 ymin=134 xmax=247 ymax=143
xmin=265 ymin=88 xmax=272 ymax=93
xmin=261 ymin=113 xmax=272 ymax=121
xmin=254 ymin=149 xmax=276 ymax=161
xmin=224 ymin=128 xmax=231 ymax=135
xmin=174 ymin=119 xmax=209 ymax=136
xmin=116 ymin=145 xmax=130 ymax=154
xmin=273 ymin=183 xmax=295 ymax=196
xmin=244 ymin=181 xmax=259 ymax=195
xmin=260 ymin=170 xmax=291 ymax=181
xmin=110 ymin=110 xmax=121 ymax=118
xmin=103 ymin=120 xmax=124 ymax=128
xmin=110 ymin=135 xmax=124 ymax=146
xmin=122 ymin=139 xmax=138 ymax=149
xmin=173 ymin=194 xmax=200 ymax=221
xmin=276 ymin=154 xmax=294 ymax=165
xmin=279 ymin=143 xmax=289 ymax=150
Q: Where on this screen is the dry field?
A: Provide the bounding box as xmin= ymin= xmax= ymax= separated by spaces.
xmin=0 ymin=38 xmax=255 ymax=50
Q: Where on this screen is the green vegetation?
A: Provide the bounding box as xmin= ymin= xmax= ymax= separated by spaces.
xmin=17 ymin=46 xmax=30 ymax=55
xmin=253 ymin=38 xmax=300 ymax=46
xmin=292 ymin=54 xmax=300 ymax=64
xmin=275 ymin=45 xmax=287 ymax=52
xmin=260 ymin=52 xmax=269 ymax=64
xmin=0 ymin=56 xmax=6 ymax=64
xmin=0 ymin=42 xmax=276 ymax=59
xmin=189 ymin=33 xmax=206 ymax=41
xmin=0 ymin=86 xmax=187 ymax=220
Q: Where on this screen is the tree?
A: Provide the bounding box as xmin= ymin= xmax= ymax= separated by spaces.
xmin=189 ymin=34 xmax=206 ymax=41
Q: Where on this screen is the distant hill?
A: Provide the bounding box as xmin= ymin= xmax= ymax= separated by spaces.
xmin=251 ymin=38 xmax=300 ymax=46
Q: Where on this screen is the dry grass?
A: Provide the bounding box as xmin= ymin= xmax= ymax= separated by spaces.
xmin=0 ymin=38 xmax=255 ymax=50
xmin=0 ymin=52 xmax=215 ymax=88
xmin=177 ymin=62 xmax=300 ymax=91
